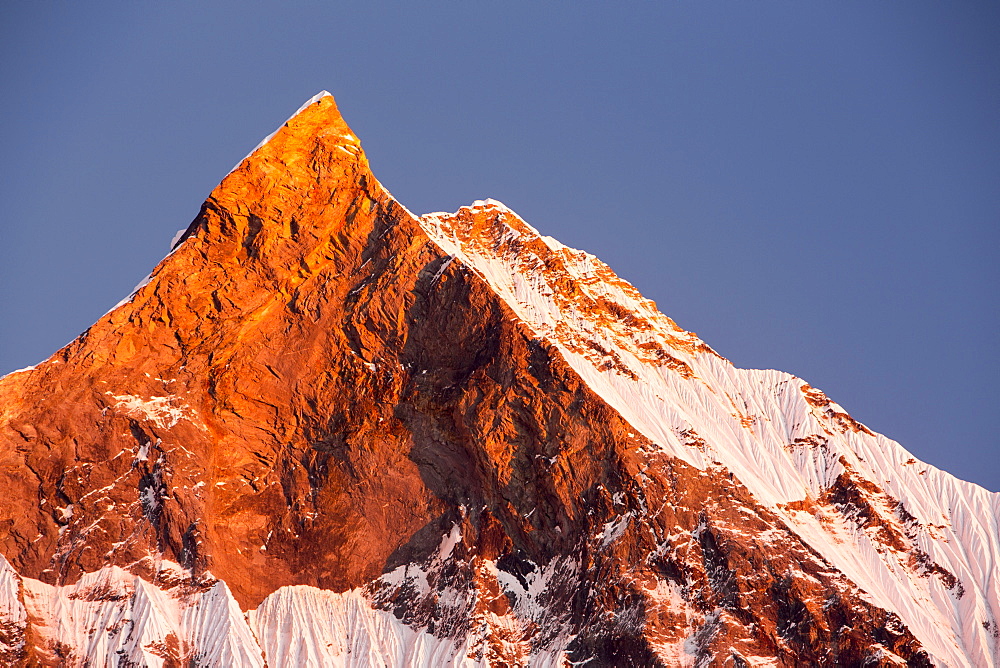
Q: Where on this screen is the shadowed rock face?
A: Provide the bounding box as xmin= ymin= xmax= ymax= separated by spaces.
xmin=0 ymin=93 xmax=977 ymax=666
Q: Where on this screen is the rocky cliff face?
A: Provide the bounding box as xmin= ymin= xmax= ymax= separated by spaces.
xmin=0 ymin=92 xmax=996 ymax=667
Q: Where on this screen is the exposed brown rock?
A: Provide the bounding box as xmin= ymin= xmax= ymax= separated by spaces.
xmin=0 ymin=93 xmax=937 ymax=665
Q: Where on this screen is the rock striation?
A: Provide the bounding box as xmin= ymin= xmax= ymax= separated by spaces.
xmin=0 ymin=92 xmax=997 ymax=666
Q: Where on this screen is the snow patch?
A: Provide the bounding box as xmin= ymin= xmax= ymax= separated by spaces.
xmin=250 ymin=586 xmax=474 ymax=668
xmin=597 ymin=514 xmax=631 ymax=548
xmin=104 ymin=273 xmax=152 ymax=316
xmin=107 ymin=393 xmax=195 ymax=430
xmin=18 ymin=564 xmax=263 ymax=667
xmin=0 ymin=555 xmax=27 ymax=659
xmin=0 ymin=365 xmax=36 ymax=380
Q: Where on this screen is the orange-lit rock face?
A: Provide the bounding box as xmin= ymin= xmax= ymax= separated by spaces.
xmin=0 ymin=94 xmax=949 ymax=665
xmin=0 ymin=97 xmax=442 ymax=607
xmin=421 ymin=204 xmax=719 ymax=382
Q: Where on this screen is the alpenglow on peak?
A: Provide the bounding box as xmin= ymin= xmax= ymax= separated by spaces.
xmin=0 ymin=91 xmax=996 ymax=667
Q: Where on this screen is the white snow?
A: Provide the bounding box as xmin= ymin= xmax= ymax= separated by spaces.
xmin=417 ymin=200 xmax=1000 ymax=667
xmin=18 ymin=565 xmax=263 ymax=667
xmin=250 ymin=586 xmax=477 ymax=668
xmin=1 ymin=531 xmax=579 ymax=668
xmin=597 ymin=514 xmax=631 ymax=548
xmin=4 ymin=152 xmax=997 ymax=663
xmin=103 ymin=273 xmax=152 ymax=316
xmin=169 ymin=227 xmax=190 ymax=253
xmin=107 ymin=392 xmax=195 ymax=430
xmin=0 ymin=364 xmax=37 ymax=382
xmin=0 ymin=555 xmax=27 ymax=659
xmin=183 ymin=580 xmax=264 ymax=666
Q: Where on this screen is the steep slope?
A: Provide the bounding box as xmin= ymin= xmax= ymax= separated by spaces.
xmin=419 ymin=200 xmax=1000 ymax=667
xmin=0 ymin=92 xmax=995 ymax=666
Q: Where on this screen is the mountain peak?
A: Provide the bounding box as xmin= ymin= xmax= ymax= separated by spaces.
xmin=0 ymin=91 xmax=996 ymax=666
xmin=227 ymin=90 xmax=357 ymax=177
xmin=279 ymin=89 xmax=353 ymax=141
xmin=297 ymin=89 xmax=335 ymax=111
xmin=168 ymin=90 xmax=372 ymax=265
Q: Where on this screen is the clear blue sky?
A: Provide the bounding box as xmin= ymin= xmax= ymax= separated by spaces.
xmin=2 ymin=3 xmax=997 ymax=490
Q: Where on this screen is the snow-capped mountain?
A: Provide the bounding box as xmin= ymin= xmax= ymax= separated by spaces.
xmin=0 ymin=92 xmax=996 ymax=666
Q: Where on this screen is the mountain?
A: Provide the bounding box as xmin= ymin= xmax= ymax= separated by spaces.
xmin=0 ymin=91 xmax=996 ymax=667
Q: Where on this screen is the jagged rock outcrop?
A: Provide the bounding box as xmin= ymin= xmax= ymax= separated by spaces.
xmin=0 ymin=92 xmax=996 ymax=666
